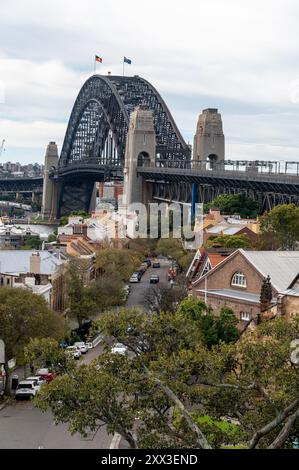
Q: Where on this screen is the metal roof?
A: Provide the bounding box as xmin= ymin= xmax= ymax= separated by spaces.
xmin=0 ymin=250 xmax=64 ymax=276
xmin=196 ymin=288 xmax=261 ymax=304
xmin=240 ymin=250 xmax=299 ymax=292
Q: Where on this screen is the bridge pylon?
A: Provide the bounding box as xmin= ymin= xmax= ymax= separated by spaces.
xmin=193 ymin=108 xmax=225 ymax=166
xmin=41 ymin=142 xmax=59 ymax=220
xmin=123 ymin=105 xmax=156 ymax=207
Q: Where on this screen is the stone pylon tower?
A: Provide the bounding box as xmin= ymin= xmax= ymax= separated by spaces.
xmin=42 ymin=142 xmax=59 ymax=219
xmin=193 ymin=108 xmax=225 ymax=164
xmin=123 ymin=105 xmax=156 ymax=207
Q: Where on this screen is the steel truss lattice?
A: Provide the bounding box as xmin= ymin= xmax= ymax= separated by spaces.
xmin=60 ymin=75 xmax=190 ymax=169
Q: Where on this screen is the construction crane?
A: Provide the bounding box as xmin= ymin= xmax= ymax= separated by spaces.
xmin=0 ymin=139 xmax=5 ymax=157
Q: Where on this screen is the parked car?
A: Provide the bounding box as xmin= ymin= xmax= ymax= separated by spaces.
xmin=74 ymin=342 xmax=88 ymax=354
xmin=26 ymin=376 xmax=47 ymax=387
xmin=130 ymin=273 xmax=140 ymax=283
xmin=66 ymin=345 xmax=81 ymax=359
xmin=150 ymin=274 xmax=160 ymax=284
xmin=15 ymin=380 xmax=38 ymax=400
xmin=36 ymin=368 xmax=56 ymax=383
xmin=153 ymin=262 xmax=161 ymax=269
xmin=111 ymin=343 xmax=128 ymax=355
xmin=143 ymin=259 xmax=152 ymax=267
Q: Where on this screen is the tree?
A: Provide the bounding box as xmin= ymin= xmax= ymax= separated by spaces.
xmin=156 ymin=238 xmax=193 ymax=270
xmin=206 ymin=234 xmax=252 ymax=249
xmin=205 ymin=194 xmax=260 ymax=219
xmin=0 ymin=288 xmax=66 ymax=394
xmin=96 ymin=248 xmax=142 ymax=282
xmin=67 ymin=259 xmax=98 ymax=328
xmin=89 ymin=273 xmax=125 ymax=311
xmin=32 ymin=309 xmax=299 ymax=449
xmin=177 ymin=298 xmax=240 ymax=348
xmin=23 ymin=235 xmax=41 ymax=250
xmin=143 ymin=282 xmax=188 ymax=314
xmin=259 ymin=204 xmax=299 ymax=250
xmin=59 ymin=216 xmax=68 ymax=227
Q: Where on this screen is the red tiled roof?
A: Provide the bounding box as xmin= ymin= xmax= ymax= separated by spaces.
xmin=208 ymin=253 xmax=227 ymax=267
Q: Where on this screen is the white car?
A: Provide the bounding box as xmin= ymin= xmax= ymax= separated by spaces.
xmin=15 ymin=380 xmax=38 ymax=400
xmin=26 ymin=376 xmax=46 ymax=387
xmin=66 ymin=345 xmax=81 ymax=359
xmin=74 ymin=342 xmax=88 ymax=354
xmin=129 ymin=274 xmax=140 ymax=283
xmin=111 ymin=343 xmax=128 ymax=355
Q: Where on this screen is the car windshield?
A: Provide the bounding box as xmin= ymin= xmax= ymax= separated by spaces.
xmin=115 ymin=343 xmax=125 ymax=348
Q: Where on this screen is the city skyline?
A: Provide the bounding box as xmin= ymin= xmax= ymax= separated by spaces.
xmin=1 ymin=0 xmax=299 ymax=164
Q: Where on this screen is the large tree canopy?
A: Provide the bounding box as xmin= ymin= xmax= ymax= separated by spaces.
xmin=205 ymin=194 xmax=260 ymax=219
xmin=259 ymin=204 xmax=299 ymax=250
xmin=0 ymin=287 xmax=66 ymax=393
xmin=32 ymin=304 xmax=299 ymax=449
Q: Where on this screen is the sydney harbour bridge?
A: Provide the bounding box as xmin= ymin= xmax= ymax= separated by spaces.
xmin=2 ymin=74 xmax=299 ymax=218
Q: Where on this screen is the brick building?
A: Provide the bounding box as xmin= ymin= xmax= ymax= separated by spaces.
xmin=191 ymin=250 xmax=299 ymax=327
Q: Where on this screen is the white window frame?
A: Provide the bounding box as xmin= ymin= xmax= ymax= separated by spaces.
xmin=231 ymin=272 xmax=247 ymax=288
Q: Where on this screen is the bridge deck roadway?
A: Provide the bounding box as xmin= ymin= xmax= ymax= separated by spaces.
xmin=137 ymin=167 xmax=299 ymax=195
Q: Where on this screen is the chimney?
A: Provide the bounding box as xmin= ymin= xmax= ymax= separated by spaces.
xmin=30 ymin=252 xmax=41 ymax=274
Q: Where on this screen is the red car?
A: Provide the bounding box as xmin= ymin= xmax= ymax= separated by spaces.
xmin=36 ymin=368 xmax=56 ymax=384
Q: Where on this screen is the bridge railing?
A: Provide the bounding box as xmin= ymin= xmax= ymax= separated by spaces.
xmin=138 ymin=159 xmax=299 ymax=176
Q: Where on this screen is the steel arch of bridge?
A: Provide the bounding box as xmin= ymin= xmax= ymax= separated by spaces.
xmin=59 ymin=75 xmax=191 ymax=170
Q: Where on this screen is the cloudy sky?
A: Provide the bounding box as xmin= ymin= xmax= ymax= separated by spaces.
xmin=1 ymin=0 xmax=299 ymax=164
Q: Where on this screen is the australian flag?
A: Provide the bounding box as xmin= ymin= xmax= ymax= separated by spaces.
xmin=124 ymin=57 xmax=132 ymax=65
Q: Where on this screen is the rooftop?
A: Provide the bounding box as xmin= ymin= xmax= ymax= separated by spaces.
xmin=196 ymin=288 xmax=262 ymax=304
xmin=241 ymin=250 xmax=299 ymax=292
xmin=0 ymin=250 xmax=64 ymax=276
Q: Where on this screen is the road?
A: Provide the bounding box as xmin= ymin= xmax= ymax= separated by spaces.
xmin=126 ymin=257 xmax=171 ymax=308
xmin=0 ymin=258 xmax=171 ymax=449
xmin=0 ymin=344 xmax=111 ymax=449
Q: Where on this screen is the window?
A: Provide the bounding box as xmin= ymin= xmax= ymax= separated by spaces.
xmin=240 ymin=312 xmax=251 ymax=322
xmin=231 ymin=272 xmax=247 ymax=288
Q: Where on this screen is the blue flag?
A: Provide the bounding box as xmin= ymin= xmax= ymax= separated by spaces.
xmin=124 ymin=57 xmax=132 ymax=65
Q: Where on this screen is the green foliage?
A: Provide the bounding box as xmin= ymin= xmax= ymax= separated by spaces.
xmin=177 ymin=299 xmax=240 ymax=347
xmin=259 ymin=204 xmax=299 ymax=250
xmin=67 ymin=259 xmax=98 ymax=327
xmin=23 ymin=235 xmax=41 ymax=250
xmin=193 ymin=414 xmax=242 ymax=449
xmin=96 ymin=248 xmax=143 ymax=282
xmin=205 ymin=194 xmax=260 ymax=218
xmin=206 ymin=234 xmax=252 ymax=249
xmin=59 ymin=216 xmax=68 ymax=227
xmin=70 ymin=210 xmax=90 ymax=218
xmin=47 ymin=233 xmax=57 ymax=243
xmin=0 ymin=288 xmax=67 ymax=393
xmin=30 ymin=306 xmax=299 ymax=449
xmin=24 ymin=338 xmax=69 ymax=372
xmin=89 ymin=274 xmax=125 ymax=310
xmin=156 ymin=238 xmax=193 ymax=270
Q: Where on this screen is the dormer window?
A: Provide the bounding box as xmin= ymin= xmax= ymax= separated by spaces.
xmin=231 ymin=272 xmax=247 ymax=288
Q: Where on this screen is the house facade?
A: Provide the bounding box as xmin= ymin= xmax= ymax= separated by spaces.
xmin=191 ymin=250 xmax=299 ymax=327
xmin=0 ymin=250 xmax=67 ymax=313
